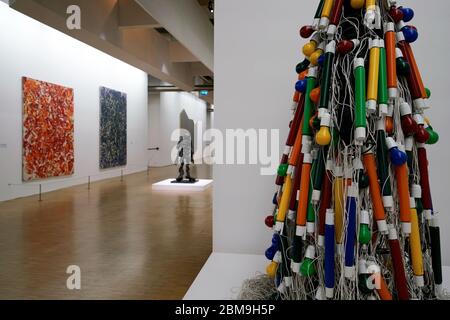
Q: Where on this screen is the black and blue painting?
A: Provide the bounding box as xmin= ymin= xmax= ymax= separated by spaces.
xmin=100 ymin=87 xmax=127 ymax=169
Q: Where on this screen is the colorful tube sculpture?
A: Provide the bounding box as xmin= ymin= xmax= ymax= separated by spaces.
xmin=258 ymin=0 xmax=443 ymax=301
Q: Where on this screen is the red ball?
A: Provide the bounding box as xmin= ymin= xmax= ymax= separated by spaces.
xmin=265 ymin=215 xmax=275 ymax=228
xmin=415 ymin=126 xmax=430 ymax=143
xmin=300 ymin=25 xmax=315 ymax=39
xmin=389 ymin=6 xmax=404 ymax=23
xmin=337 ymin=40 xmax=354 ymax=55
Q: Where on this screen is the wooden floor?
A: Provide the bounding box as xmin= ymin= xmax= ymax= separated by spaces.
xmin=0 ymin=165 xmax=212 ymax=300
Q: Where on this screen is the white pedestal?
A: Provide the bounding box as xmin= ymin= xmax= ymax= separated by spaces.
xmin=152 ymin=179 xmax=213 ymax=191
xmin=184 ymin=253 xmax=267 ymax=300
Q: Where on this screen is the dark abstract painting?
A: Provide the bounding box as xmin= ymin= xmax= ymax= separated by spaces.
xmin=99 ymin=87 xmax=127 ymax=169
xmin=22 ymin=77 xmax=74 ymax=181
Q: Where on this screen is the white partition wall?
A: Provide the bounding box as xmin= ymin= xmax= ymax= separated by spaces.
xmin=214 ymin=0 xmax=450 ymax=265
xmin=0 ymin=3 xmax=149 ymax=202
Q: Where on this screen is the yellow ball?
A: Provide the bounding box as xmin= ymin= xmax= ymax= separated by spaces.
xmin=266 ymin=262 xmax=278 ymax=279
xmin=309 ymin=49 xmax=323 ymax=66
xmin=316 ymin=127 xmax=332 ymax=146
xmin=350 ymin=0 xmax=365 ymax=9
xmin=303 ymin=42 xmax=317 ymax=57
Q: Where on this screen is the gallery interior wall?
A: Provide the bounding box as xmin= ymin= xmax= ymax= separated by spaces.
xmin=148 ymin=91 xmax=211 ymax=167
xmin=0 ymin=3 xmax=149 ymax=202
xmin=214 ymin=0 xmax=450 ymax=265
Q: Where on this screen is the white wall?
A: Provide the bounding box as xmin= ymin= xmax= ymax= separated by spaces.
xmin=214 ymin=0 xmax=450 ymax=265
xmin=148 ymin=91 xmax=209 ymax=167
xmin=0 ymin=3 xmax=149 ymax=202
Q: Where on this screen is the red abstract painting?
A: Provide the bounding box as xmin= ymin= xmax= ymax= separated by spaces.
xmin=22 ymin=77 xmax=74 ymax=181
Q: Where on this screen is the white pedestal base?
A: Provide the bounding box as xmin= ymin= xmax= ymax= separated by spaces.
xmin=152 ymin=179 xmax=213 ymax=191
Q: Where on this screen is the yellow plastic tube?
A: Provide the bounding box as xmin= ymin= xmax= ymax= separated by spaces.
xmin=410 ymin=203 xmax=424 ymax=287
xmin=321 ymin=0 xmax=334 ymax=18
xmin=276 ymin=174 xmax=293 ymax=223
xmin=333 ymin=173 xmax=344 ymax=244
xmin=367 ymin=40 xmax=380 ymax=114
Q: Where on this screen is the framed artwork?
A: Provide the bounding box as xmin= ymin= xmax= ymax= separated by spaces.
xmin=22 ymin=77 xmax=74 ymax=181
xmin=99 ymin=87 xmax=127 ymax=169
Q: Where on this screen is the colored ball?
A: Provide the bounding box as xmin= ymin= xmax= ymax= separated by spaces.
xmin=272 ymin=234 xmax=280 ymax=247
xmin=265 ymin=246 xmax=277 ymax=261
xmin=310 ymin=87 xmax=321 ymax=104
xmin=402 ymin=26 xmax=419 ymax=43
xmin=266 ymin=262 xmax=277 ymax=278
xmin=300 ymin=25 xmax=314 ymax=39
xmin=350 ymin=0 xmax=365 ymax=9
xmin=390 ymin=148 xmax=407 ymax=166
xmin=277 ymin=163 xmax=289 ymax=177
xmin=359 ymin=224 xmax=372 ymax=245
xmin=309 ymin=50 xmax=323 ymax=66
xmin=358 ymin=170 xmax=370 ymax=189
xmin=265 ymin=215 xmax=274 ymax=228
xmin=299 ymin=70 xmax=308 ymax=80
xmin=317 ymin=54 xmax=326 ymax=67
xmin=396 ymin=57 xmax=410 ymax=76
xmin=303 ymin=42 xmax=316 ymax=57
xmin=425 ymin=88 xmax=432 ymax=99
xmin=389 ymin=6 xmax=404 ymax=23
xmin=426 ymin=127 xmax=439 ymax=145
xmin=272 ymin=192 xmax=278 ymax=205
xmin=386 ymin=117 xmax=394 ymax=135
xmin=295 ymin=79 xmax=307 ymax=93
xmin=337 ymin=40 xmax=354 ymax=55
xmin=415 ymin=127 xmax=430 ymax=144
xmin=400 ymin=7 xmax=415 ymax=22
xmin=296 ymin=59 xmax=310 ymax=74
xmin=300 ymin=259 xmax=316 ymax=277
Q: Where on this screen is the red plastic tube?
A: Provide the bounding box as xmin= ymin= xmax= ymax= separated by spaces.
xmin=318 ymin=169 xmax=333 ymax=239
xmin=329 ymin=0 xmax=344 ymax=26
xmin=388 ymin=230 xmax=410 ymax=300
xmin=289 ymin=153 xmax=304 ymax=211
xmin=286 ymin=94 xmax=305 ymax=147
xmin=398 ymin=41 xmax=427 ymax=99
xmin=417 ymin=145 xmax=433 ymax=210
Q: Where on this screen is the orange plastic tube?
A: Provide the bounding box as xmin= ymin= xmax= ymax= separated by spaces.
xmin=333 ymin=176 xmax=344 ymax=243
xmin=402 ymin=43 xmax=427 ymax=99
xmin=297 ymin=161 xmax=312 ymax=227
xmin=362 ymin=153 xmax=386 ymax=223
xmin=377 ymin=275 xmax=393 ymax=300
xmin=410 ymin=208 xmax=424 ymax=280
xmin=385 ymin=28 xmax=397 ymax=92
xmin=289 ymin=118 xmax=304 ymax=166
xmin=394 ymin=164 xmax=411 ymax=226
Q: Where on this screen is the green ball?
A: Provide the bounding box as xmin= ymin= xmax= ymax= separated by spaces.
xmin=397 ymin=58 xmax=410 ymax=76
xmin=425 ymin=88 xmax=432 ymax=99
xmin=277 ymin=164 xmax=289 ymax=177
xmin=300 ymin=259 xmax=316 ymax=277
xmin=358 ymin=170 xmax=370 ymax=189
xmin=359 ymin=225 xmax=372 ymax=245
xmin=426 ymin=127 xmax=439 ymax=145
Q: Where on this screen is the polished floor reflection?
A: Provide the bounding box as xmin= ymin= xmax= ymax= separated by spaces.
xmin=0 ymin=165 xmax=212 ymax=299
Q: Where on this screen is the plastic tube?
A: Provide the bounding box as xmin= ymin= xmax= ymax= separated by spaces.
xmin=312 ymin=147 xmax=328 ymax=204
xmin=318 ymin=161 xmax=333 ymax=246
xmin=302 ymin=68 xmax=318 ymax=138
xmin=429 ymin=217 xmax=443 ymax=290
xmin=367 ymin=39 xmax=380 ymax=114
xmin=344 ymin=183 xmax=358 ymax=279
xmin=378 ymin=40 xmax=388 ymax=116
xmin=362 ymin=151 xmax=388 ymax=233
xmin=417 ymin=144 xmax=433 ymax=220
xmin=327 ymin=0 xmax=344 ymax=37
xmin=375 ymin=119 xmax=393 ymax=210
xmin=313 ymin=0 xmax=326 ymax=29
xmin=410 ymin=199 xmax=424 ymax=287
xmin=275 ymin=171 xmax=293 ymax=231
xmin=296 ymin=153 xmax=313 ymax=237
xmin=318 ymin=41 xmax=336 ymax=118
xmin=354 ymin=58 xmax=367 ymax=144
xmin=333 ymin=167 xmax=344 ymax=245
xmin=385 ymin=23 xmax=397 ymax=100
xmin=319 ymin=0 xmax=334 ymax=30
xmin=325 ymin=209 xmax=335 ymax=298
xmin=394 ymin=163 xmax=412 ymax=235
xmin=388 ymin=225 xmax=410 ymax=300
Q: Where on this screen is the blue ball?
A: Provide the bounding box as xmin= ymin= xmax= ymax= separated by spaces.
xmin=390 ymin=147 xmax=408 ymax=166
xmin=402 ymin=26 xmax=418 ymax=43
xmin=265 ymin=246 xmax=277 ymax=260
xmin=318 ymin=54 xmax=326 ymax=67
xmin=295 ymin=79 xmax=307 ymax=93
xmin=400 ymin=7 xmax=414 ymax=22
